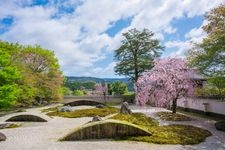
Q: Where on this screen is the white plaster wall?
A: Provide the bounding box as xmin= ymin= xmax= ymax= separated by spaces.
xmin=177 ymin=98 xmax=225 ymax=115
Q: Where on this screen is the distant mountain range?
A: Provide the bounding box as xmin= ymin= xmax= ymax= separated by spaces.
xmin=66 ymin=76 xmax=130 ymax=83
xmin=66 ymin=76 xmax=134 ymax=91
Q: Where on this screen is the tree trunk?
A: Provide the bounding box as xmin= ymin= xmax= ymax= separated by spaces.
xmin=172 ymin=99 xmax=177 ymax=113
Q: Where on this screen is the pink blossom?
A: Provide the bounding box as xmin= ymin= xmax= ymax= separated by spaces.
xmin=135 ymin=57 xmax=196 ymax=113
xmin=95 ymin=83 xmax=108 ymax=103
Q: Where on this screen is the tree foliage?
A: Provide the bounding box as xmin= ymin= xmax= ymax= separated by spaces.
xmin=0 ymin=41 xmax=63 ymax=108
xmin=187 ymin=4 xmax=225 ymax=76
xmin=207 ymin=76 xmax=225 ymax=99
xmin=0 ymin=46 xmax=21 ymax=108
xmin=73 ymin=90 xmax=85 ymax=96
xmin=61 ymin=87 xmax=72 ymax=96
xmin=64 ymin=81 xmax=96 ymax=91
xmin=135 ymin=58 xmax=196 ymax=113
xmin=108 ymin=81 xmax=128 ymax=95
xmin=114 ymin=28 xmax=163 ymax=82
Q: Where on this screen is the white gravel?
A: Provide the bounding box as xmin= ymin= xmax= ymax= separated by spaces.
xmin=0 ymin=105 xmax=224 ymax=150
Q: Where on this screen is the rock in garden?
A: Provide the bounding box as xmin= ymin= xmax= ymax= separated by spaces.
xmin=92 ymin=116 xmax=102 ymax=122
xmin=0 ymin=132 xmax=6 ymax=141
xmin=215 ymin=121 xmax=225 ymax=132
xmin=58 ymin=106 xmax=73 ymax=112
xmin=96 ymin=104 xmax=105 ymax=108
xmin=120 ymin=101 xmax=132 ymax=114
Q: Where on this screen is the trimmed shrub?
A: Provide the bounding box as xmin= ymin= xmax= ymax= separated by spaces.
xmin=73 ymin=90 xmax=85 ymax=96
xmin=6 ymin=114 xmax=47 ymax=122
xmin=122 ymin=92 xmax=135 ymax=103
xmin=61 ymin=119 xmax=152 ymax=141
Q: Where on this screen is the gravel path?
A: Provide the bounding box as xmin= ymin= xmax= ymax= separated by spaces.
xmin=0 ymin=105 xmax=224 ymax=150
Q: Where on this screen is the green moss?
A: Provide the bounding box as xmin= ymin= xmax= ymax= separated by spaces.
xmin=16 ymin=109 xmax=27 ymax=112
xmin=61 ymin=119 xmax=152 ymax=141
xmin=111 ymin=113 xmax=158 ymax=128
xmin=41 ymin=106 xmax=61 ymax=112
xmin=6 ymin=123 xmax=22 ymax=129
xmin=46 ymin=107 xmax=119 ymax=118
xmin=125 ymin=125 xmax=211 ymax=145
xmin=0 ymin=123 xmax=22 ymax=130
xmin=156 ymin=111 xmax=193 ymax=121
xmin=111 ymin=113 xmax=211 ymax=145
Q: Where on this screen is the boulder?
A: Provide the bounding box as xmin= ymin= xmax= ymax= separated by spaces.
xmin=92 ymin=116 xmax=102 ymax=122
xmin=215 ymin=121 xmax=225 ymax=132
xmin=58 ymin=106 xmax=73 ymax=112
xmin=0 ymin=132 xmax=6 ymax=141
xmin=120 ymin=101 xmax=132 ymax=114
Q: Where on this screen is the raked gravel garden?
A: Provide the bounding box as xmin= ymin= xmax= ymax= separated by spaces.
xmin=0 ymin=103 xmax=225 ymax=150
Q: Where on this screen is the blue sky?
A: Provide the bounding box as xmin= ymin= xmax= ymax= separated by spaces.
xmin=0 ymin=0 xmax=224 ymax=78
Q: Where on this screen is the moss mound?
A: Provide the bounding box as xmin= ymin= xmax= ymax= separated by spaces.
xmin=156 ymin=111 xmax=193 ymax=121
xmin=41 ymin=106 xmax=61 ymax=113
xmin=111 ymin=113 xmax=158 ymax=128
xmin=65 ymin=100 xmax=105 ymax=107
xmin=111 ymin=113 xmax=211 ymax=145
xmin=126 ymin=125 xmax=212 ymax=145
xmin=6 ymin=114 xmax=47 ymax=122
xmin=46 ymin=107 xmax=119 ymax=118
xmin=61 ymin=119 xmax=152 ymax=141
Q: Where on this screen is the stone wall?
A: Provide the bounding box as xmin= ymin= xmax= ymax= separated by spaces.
xmin=63 ymin=96 xmax=123 ymax=104
xmin=177 ymin=97 xmax=225 ymax=117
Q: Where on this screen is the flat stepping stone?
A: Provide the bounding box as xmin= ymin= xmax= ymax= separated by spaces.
xmin=0 ymin=132 xmax=6 ymax=141
xmin=65 ymin=100 xmax=105 ymax=107
xmin=61 ymin=119 xmax=152 ymax=141
xmin=6 ymin=114 xmax=47 ymax=122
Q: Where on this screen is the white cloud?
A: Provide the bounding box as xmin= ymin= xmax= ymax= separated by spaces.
xmin=164 ymin=26 xmax=177 ymax=34
xmin=0 ymin=0 xmax=223 ymax=77
xmin=165 ymin=40 xmax=191 ymax=57
xmin=83 ymin=62 xmax=117 ymax=78
xmin=165 ymin=19 xmax=209 ymax=57
xmin=185 ymin=21 xmax=208 ymax=43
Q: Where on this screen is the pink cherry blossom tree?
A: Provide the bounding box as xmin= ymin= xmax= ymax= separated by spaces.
xmin=95 ymin=82 xmax=108 ymax=104
xmin=135 ymin=57 xmax=196 ymax=113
